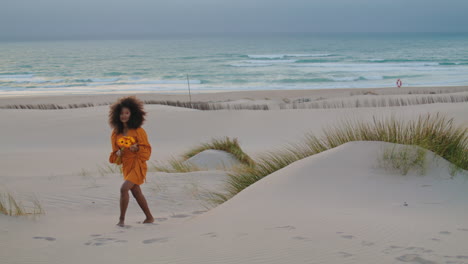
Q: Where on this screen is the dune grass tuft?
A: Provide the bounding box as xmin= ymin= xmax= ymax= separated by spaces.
xmin=150 ymin=158 xmax=202 ymax=173
xmin=310 ymin=113 xmax=467 ymax=170
xmin=183 ymin=137 xmax=255 ymax=167
xmin=153 ymin=137 xmax=255 ymax=173
xmin=0 ymin=192 xmax=44 ymax=216
xmin=379 ymin=145 xmax=427 ymax=175
xmin=96 ymin=163 xmax=121 ymax=176
xmin=211 ymin=113 xmax=467 ymax=204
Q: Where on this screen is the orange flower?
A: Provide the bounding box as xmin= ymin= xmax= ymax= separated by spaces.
xmin=117 ymin=138 xmax=126 ymax=148
xmin=117 ymin=136 xmax=136 ymax=149
xmin=123 ymin=139 xmax=132 ymax=148
xmin=116 ymin=136 xmax=136 ymax=167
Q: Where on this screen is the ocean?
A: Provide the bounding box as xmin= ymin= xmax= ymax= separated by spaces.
xmin=1 ymin=33 xmax=467 ymax=96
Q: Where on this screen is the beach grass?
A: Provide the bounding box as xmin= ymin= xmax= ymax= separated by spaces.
xmin=150 ymin=158 xmax=202 ymax=173
xmin=97 ymin=163 xmax=121 ymax=176
xmin=0 ymin=192 xmax=44 ymax=216
xmin=0 ymin=100 xmax=269 ymax=111
xmin=183 ymin=137 xmax=255 ymax=167
xmin=379 ymin=145 xmax=427 ymax=175
xmin=280 ymin=92 xmax=468 ymax=109
xmin=152 ymin=137 xmax=254 ymax=173
xmin=211 ymin=113 xmax=467 ymax=203
xmin=312 ymin=113 xmax=467 ymax=170
xmin=3 ymin=90 xmax=467 ymax=111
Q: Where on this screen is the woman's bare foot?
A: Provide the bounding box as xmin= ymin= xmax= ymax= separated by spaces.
xmin=117 ymin=219 xmax=125 ymax=227
xmin=143 ymin=217 xmax=154 ymax=224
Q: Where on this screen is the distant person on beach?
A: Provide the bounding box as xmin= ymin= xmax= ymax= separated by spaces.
xmin=109 ymin=96 xmax=154 ymax=227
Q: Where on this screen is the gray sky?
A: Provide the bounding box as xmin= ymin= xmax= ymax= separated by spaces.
xmin=1 ymin=0 xmax=467 ymax=39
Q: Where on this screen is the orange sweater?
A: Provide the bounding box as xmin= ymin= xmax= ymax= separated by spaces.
xmin=109 ymin=127 xmax=151 ymax=185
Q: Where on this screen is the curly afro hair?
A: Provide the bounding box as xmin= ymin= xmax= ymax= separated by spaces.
xmin=109 ymin=96 xmax=147 ymax=134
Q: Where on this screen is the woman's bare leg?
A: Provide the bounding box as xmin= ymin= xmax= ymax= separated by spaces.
xmin=131 ymin=185 xmax=154 ymax=223
xmin=117 ymin=180 xmax=135 ymax=227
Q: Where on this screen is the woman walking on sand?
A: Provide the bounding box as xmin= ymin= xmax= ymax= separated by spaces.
xmin=109 ymin=96 xmax=154 ymax=227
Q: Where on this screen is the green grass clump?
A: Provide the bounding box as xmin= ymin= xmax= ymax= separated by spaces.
xmin=380 ymin=145 xmax=427 ymax=175
xmin=212 ymin=113 xmax=467 ymax=204
xmin=152 ymin=137 xmax=255 ymax=173
xmin=183 ymin=137 xmax=255 ymax=167
xmin=151 ymin=158 xmax=202 ymax=173
xmin=97 ymin=163 xmax=121 ymax=176
xmin=0 ymin=192 xmax=44 ymax=216
xmin=309 ymin=113 xmax=467 ymax=170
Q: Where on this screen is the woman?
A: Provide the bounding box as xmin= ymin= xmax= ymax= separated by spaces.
xmin=109 ymin=96 xmax=154 ymax=227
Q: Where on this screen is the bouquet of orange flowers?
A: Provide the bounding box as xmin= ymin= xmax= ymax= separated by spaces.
xmin=115 ymin=136 xmax=136 ymax=165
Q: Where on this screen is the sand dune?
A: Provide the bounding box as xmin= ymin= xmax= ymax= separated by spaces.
xmin=0 ymin=89 xmax=467 ymax=264
xmin=2 ymin=142 xmax=466 ymax=264
xmin=153 ymin=142 xmax=468 ymax=263
xmin=184 ymin=150 xmax=242 ymax=170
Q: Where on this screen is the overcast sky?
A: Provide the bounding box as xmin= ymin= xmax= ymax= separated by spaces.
xmin=1 ymin=0 xmax=467 ymax=39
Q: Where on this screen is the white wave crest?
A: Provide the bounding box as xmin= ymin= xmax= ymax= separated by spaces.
xmin=126 ymin=79 xmax=202 ymax=85
xmin=331 ymin=75 xmax=384 ymax=82
xmin=287 ymin=54 xmax=331 ymax=57
xmin=0 ymin=74 xmax=34 ymax=79
xmin=229 ymin=64 xmax=272 ymax=67
xmin=246 ymin=60 xmax=296 ymax=64
xmin=332 ymin=77 xmax=360 ymax=82
xmin=363 ymin=75 xmax=384 ymax=80
xmin=248 ymin=54 xmax=331 ymax=59
xmin=290 ymin=62 xmax=440 ymax=69
xmin=248 ymin=54 xmax=285 ymax=59
xmin=90 ymin=78 xmax=120 ymax=82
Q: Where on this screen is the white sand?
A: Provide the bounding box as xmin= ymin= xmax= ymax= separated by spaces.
xmin=0 ymin=87 xmax=467 ymax=264
xmin=184 ymin=150 xmax=242 ymax=170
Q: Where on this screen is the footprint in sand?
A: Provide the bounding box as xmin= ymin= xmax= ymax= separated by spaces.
xmin=136 ymin=221 xmax=158 ymax=225
xmin=192 ymin=210 xmax=207 ymax=215
xmin=90 ymin=234 xmax=102 ymax=237
xmin=396 ymin=254 xmax=437 ymax=264
xmin=33 ymin=236 xmax=56 ymax=241
xmin=382 ymin=245 xmax=404 ymax=254
xmin=341 ymin=235 xmax=354 ymax=239
xmin=405 ymin=247 xmax=433 ymax=254
xmin=383 ymin=246 xmax=433 ymax=255
xmin=274 ymin=225 xmax=296 ymax=231
xmin=93 ymin=238 xmax=117 ymax=242
xmin=457 ymin=228 xmax=468 ymax=232
xmin=171 ymin=214 xmax=190 ymax=218
xmin=84 ymin=237 xmax=124 ymax=246
xmin=156 ymin=217 xmax=168 ymax=222
xmin=430 ymin=238 xmax=441 ymax=242
xmin=337 ymin=252 xmax=353 ymax=258
xmin=292 ymin=236 xmax=311 ymax=241
xmin=201 ymin=232 xmax=218 ymax=238
xmin=439 ymin=231 xmax=451 ymax=235
xmin=142 ymin=237 xmax=169 ymax=244
xmin=361 ymin=240 xmax=375 ymax=246
xmin=443 ymin=255 xmax=468 ymax=264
